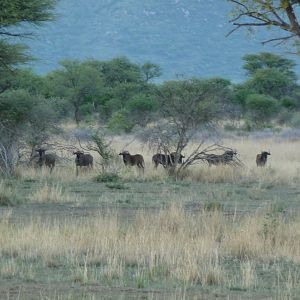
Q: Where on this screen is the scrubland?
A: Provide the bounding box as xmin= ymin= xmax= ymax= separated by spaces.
xmin=0 ymin=136 xmax=300 ymax=299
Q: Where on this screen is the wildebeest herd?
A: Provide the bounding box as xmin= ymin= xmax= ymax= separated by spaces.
xmin=204 ymin=150 xmax=237 ymax=167
xmin=31 ymin=146 xmax=272 ymax=175
xmin=152 ymin=152 xmax=185 ymax=168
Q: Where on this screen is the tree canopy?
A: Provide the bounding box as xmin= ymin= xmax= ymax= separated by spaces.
xmin=0 ymin=0 xmax=56 ymax=70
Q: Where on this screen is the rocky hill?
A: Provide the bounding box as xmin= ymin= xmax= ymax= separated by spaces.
xmin=25 ymin=0 xmax=300 ymax=81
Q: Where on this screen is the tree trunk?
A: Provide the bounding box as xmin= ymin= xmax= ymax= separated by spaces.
xmin=74 ymin=105 xmax=81 ymax=125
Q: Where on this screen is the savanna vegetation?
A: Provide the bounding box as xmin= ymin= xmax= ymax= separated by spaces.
xmin=1 ymin=0 xmax=300 ymax=299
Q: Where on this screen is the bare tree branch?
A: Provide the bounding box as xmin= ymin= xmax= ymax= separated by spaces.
xmin=227 ymin=0 xmax=300 ymax=48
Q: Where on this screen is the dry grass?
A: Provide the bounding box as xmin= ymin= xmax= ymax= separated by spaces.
xmin=109 ymin=135 xmax=300 ymax=185
xmin=4 ymin=134 xmax=299 ymax=297
xmin=0 ymin=206 xmax=299 ymax=294
xmin=28 ymin=182 xmax=81 ymax=203
xmin=15 ymin=134 xmax=300 ymax=187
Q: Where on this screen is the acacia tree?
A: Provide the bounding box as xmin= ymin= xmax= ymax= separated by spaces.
xmin=140 ymin=78 xmax=233 ymax=176
xmin=242 ymin=52 xmax=297 ymax=99
xmin=227 ymin=0 xmax=300 ymax=49
xmin=232 ymin=52 xmax=298 ymax=128
xmin=0 ymin=90 xmax=58 ymax=175
xmin=242 ymin=52 xmax=297 ymax=78
xmin=0 ymin=0 xmax=56 ymax=70
xmin=141 ymin=61 xmax=162 ymax=82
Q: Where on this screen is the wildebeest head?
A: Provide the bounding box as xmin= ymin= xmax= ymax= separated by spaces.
xmin=35 ymin=148 xmax=55 ymax=171
xmin=73 ymin=151 xmax=93 ymax=168
xmin=36 ymin=148 xmax=46 ymax=157
xmin=73 ymin=151 xmax=93 ymax=176
xmin=119 ymin=151 xmax=130 ymax=156
xmin=205 ymin=149 xmax=237 ymax=167
xmin=119 ymin=151 xmax=130 ymax=164
xmin=256 ymin=151 xmax=271 ymax=167
xmin=224 ymin=150 xmax=237 ymax=157
xmin=73 ymin=151 xmax=84 ymax=159
xmin=170 ymin=152 xmax=185 ymax=164
xmin=152 ymin=152 xmax=185 ymax=168
xmin=261 ymin=151 xmax=271 ymax=157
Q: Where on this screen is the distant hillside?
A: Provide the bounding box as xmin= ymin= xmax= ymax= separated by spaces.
xmin=24 ymin=0 xmax=300 ymax=82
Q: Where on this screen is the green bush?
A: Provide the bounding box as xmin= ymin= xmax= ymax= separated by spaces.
xmin=281 ymin=97 xmax=297 ymax=110
xmin=289 ymin=113 xmax=300 ymax=127
xmin=245 ymin=94 xmax=279 ymax=123
xmin=107 ymin=110 xmax=133 ymax=133
xmin=0 ymin=181 xmax=21 ymax=206
xmin=106 ymin=182 xmax=127 ymax=190
xmin=203 ymin=202 xmax=224 ymax=212
xmin=246 ymin=68 xmax=295 ymax=99
xmin=95 ymin=173 xmax=120 ymax=183
xmin=126 ymin=94 xmax=158 ymax=112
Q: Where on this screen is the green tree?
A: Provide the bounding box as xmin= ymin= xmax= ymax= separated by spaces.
xmin=80 ymin=58 xmax=151 ymax=121
xmin=159 ymin=78 xmax=231 ymax=128
xmin=107 ymin=110 xmax=133 ymax=133
xmin=245 ymin=94 xmax=279 ymax=125
xmin=246 ymin=68 xmax=295 ymax=99
xmin=0 ymin=0 xmax=56 ymax=70
xmin=141 ymin=61 xmax=162 ymax=82
xmin=239 ymin=52 xmax=297 ymax=101
xmin=100 ymin=57 xmax=143 ymax=87
xmin=242 ymin=52 xmax=297 ymax=81
xmin=45 ymin=60 xmax=105 ymax=124
xmin=0 ymin=89 xmax=59 ymax=175
xmin=126 ymin=94 xmax=159 ymax=128
xmin=141 ymin=78 xmax=232 ymax=176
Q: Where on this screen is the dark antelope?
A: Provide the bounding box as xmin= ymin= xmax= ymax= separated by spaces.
xmin=256 ymin=151 xmax=271 ymax=167
xmin=152 ymin=152 xmax=185 ymax=168
xmin=119 ymin=151 xmax=145 ymax=171
xmin=35 ymin=148 xmax=56 ymax=172
xmin=73 ymin=151 xmax=93 ymax=176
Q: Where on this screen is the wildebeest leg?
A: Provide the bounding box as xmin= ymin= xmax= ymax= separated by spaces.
xmin=76 ymin=166 xmax=79 ymax=177
xmin=137 ymin=162 xmax=145 ymax=173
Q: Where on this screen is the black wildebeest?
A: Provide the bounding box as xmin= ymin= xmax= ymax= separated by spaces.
xmin=256 ymin=151 xmax=271 ymax=167
xmin=73 ymin=151 xmax=93 ymax=176
xmin=205 ymin=150 xmax=237 ymax=166
xmin=119 ymin=151 xmax=145 ymax=171
xmin=152 ymin=152 xmax=185 ymax=168
xmin=35 ymin=148 xmax=56 ymax=172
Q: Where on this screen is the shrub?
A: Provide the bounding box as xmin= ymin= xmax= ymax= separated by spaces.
xmin=0 ymin=181 xmax=20 ymax=206
xmin=107 ymin=110 xmax=133 ymax=133
xmin=203 ymin=202 xmax=224 ymax=212
xmin=288 ymin=113 xmax=300 ymax=128
xmin=281 ymin=97 xmax=297 ymax=110
xmin=95 ymin=173 xmax=120 ymax=183
xmin=245 ymin=94 xmax=279 ymax=124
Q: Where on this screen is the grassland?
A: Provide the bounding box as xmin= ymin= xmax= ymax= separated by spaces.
xmin=0 ymin=137 xmax=300 ymax=299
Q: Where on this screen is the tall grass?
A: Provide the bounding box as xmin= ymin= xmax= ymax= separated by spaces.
xmin=0 ymin=206 xmax=299 ymax=294
xmin=14 ymin=136 xmax=300 ymax=187
xmin=28 ymin=182 xmax=80 ymax=203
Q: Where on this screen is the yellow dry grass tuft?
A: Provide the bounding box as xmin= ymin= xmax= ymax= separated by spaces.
xmin=28 ymin=182 xmax=80 ymax=203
